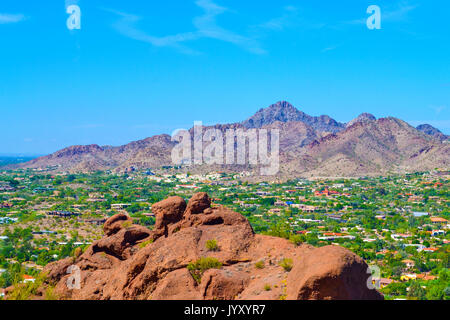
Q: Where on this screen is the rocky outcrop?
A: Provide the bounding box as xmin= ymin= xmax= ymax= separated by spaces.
xmin=35 ymin=193 xmax=383 ymax=300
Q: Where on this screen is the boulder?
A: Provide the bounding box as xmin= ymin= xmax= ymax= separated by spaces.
xmin=103 ymin=213 xmax=132 ymax=236
xmin=185 ymin=192 xmax=211 ymax=215
xmin=286 ymin=245 xmax=383 ymax=300
xmin=201 ymin=269 xmax=249 ymax=300
xmin=152 ymin=196 xmax=186 ymax=237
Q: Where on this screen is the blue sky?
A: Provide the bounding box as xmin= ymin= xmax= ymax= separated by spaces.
xmin=0 ymin=0 xmax=449 ymax=155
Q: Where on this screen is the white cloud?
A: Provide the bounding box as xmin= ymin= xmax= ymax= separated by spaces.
xmin=0 ymin=13 xmax=26 ymax=24
xmin=104 ymin=0 xmax=294 ymax=54
xmin=321 ymin=44 xmax=341 ymax=53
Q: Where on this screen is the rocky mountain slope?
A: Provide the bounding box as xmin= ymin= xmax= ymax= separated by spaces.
xmin=416 ymin=124 xmax=448 ymax=142
xmin=16 ymin=134 xmax=176 ymax=173
xmin=11 ymin=101 xmax=449 ymax=177
xmin=13 ymin=193 xmax=383 ymax=300
xmin=282 ymin=117 xmax=449 ymax=177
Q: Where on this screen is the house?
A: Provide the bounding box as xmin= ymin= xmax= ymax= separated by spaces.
xmin=268 ymin=208 xmax=282 ymax=215
xmin=0 ymin=202 xmax=13 ymax=208
xmin=431 ymin=230 xmax=445 ymax=237
xmin=111 ymin=204 xmax=131 ymax=210
xmin=274 ymin=200 xmax=287 ymax=207
xmin=290 ymin=204 xmax=317 ymax=212
xmin=47 ymin=211 xmax=81 ymax=218
xmin=400 ymin=274 xmax=417 ymax=281
xmin=408 ymin=195 xmax=424 ymax=203
xmin=421 ymin=247 xmax=439 ymax=253
xmin=142 ymin=212 xmax=155 ymax=217
xmin=380 ymin=278 xmax=394 ymax=288
xmin=315 ymin=188 xmax=340 ymax=197
xmin=391 ymin=233 xmax=411 ymax=241
xmin=319 ymin=233 xmax=355 ymax=241
xmin=416 ymin=274 xmax=437 ymax=281
xmin=22 ymin=275 xmax=35 ymax=283
xmin=402 ymin=259 xmax=415 ymax=268
xmin=430 ymin=217 xmax=448 ymax=224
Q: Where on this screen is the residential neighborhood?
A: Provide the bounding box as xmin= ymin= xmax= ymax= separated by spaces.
xmin=0 ymin=167 xmax=449 ymax=300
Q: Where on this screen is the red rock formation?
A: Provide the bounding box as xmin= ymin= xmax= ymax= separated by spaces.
xmin=37 ymin=193 xmax=383 ymax=300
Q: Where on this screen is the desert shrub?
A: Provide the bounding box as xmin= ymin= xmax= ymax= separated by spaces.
xmin=139 ymin=239 xmax=153 ymax=249
xmin=122 ymin=221 xmax=132 ymax=229
xmin=264 ymin=284 xmax=271 ymax=291
xmin=44 ymin=285 xmax=59 ymax=300
xmin=289 ymin=234 xmax=305 ymax=246
xmin=206 ymin=239 xmax=219 ymax=251
xmin=187 ymin=257 xmax=222 ymax=284
xmin=255 ymin=260 xmax=265 ymax=269
xmin=279 ymin=258 xmax=293 ymax=272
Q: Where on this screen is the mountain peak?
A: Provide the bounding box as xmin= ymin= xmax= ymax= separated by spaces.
xmin=242 ymin=101 xmax=344 ymax=133
xmin=346 ymin=113 xmax=376 ymax=128
xmin=266 ymin=100 xmax=297 ymax=111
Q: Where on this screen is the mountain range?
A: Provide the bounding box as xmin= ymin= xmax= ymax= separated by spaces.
xmin=9 ymin=101 xmax=449 ymax=178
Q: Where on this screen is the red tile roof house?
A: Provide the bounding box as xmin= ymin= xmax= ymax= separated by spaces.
xmin=380 ymin=278 xmax=394 ymax=288
xmin=430 ymin=217 xmax=448 ymax=224
xmin=22 ymin=275 xmax=35 ymax=283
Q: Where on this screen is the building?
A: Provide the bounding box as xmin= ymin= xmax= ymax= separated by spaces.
xmin=319 ymin=233 xmax=356 ymax=241
xmin=47 ymin=211 xmax=81 ymax=218
xmin=402 ymin=259 xmax=415 ymax=269
xmin=22 ymin=275 xmax=35 ymax=283
xmin=111 ymin=204 xmax=132 ymax=210
xmin=413 ymin=212 xmax=429 ymax=218
xmin=290 ymin=204 xmax=317 ymax=212
xmin=379 ymin=278 xmax=394 ymax=288
xmin=430 ymin=217 xmax=448 ymax=224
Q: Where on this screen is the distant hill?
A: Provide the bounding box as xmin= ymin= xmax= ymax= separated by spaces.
xmin=416 ymin=124 xmax=448 ymax=142
xmin=12 ymin=101 xmax=449 ymax=178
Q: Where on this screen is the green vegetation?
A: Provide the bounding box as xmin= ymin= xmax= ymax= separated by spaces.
xmin=187 ymin=257 xmax=222 ymax=284
xmin=6 ymin=272 xmax=47 ymax=300
xmin=255 ymin=260 xmax=265 ymax=269
xmin=206 ymin=239 xmax=219 ymax=251
xmin=122 ymin=221 xmax=132 ymax=229
xmin=138 ymin=239 xmax=153 ymax=249
xmin=279 ymin=258 xmax=293 ymax=272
